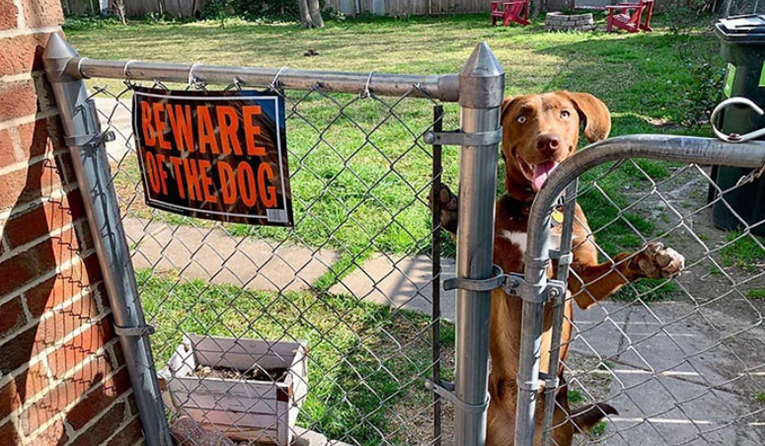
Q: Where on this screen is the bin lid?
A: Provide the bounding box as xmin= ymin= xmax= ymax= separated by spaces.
xmin=716 ymin=15 xmax=765 ymax=43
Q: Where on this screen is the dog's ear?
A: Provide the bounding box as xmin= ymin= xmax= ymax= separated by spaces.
xmin=561 ymin=92 xmax=611 ymax=143
xmin=500 ymin=96 xmax=516 ymax=126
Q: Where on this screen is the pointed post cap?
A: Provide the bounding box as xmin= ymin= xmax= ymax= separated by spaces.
xmin=43 ymin=33 xmax=83 ymax=82
xmin=458 ymin=42 xmax=505 ymax=109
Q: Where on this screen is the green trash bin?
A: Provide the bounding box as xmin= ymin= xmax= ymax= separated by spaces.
xmin=710 ymin=15 xmax=765 ymax=236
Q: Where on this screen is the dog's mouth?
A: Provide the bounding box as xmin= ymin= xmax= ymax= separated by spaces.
xmin=516 ymin=156 xmax=560 ymax=192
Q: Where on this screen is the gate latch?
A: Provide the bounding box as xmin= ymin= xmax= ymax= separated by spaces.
xmin=423 ymin=127 xmax=502 ymax=147
xmin=443 ymin=264 xmax=566 ymax=305
xmin=425 ymin=379 xmax=490 ymax=413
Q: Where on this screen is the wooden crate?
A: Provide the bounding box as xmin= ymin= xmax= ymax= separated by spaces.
xmin=165 ymin=334 xmax=308 ymax=445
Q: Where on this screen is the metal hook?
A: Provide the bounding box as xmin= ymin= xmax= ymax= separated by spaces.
xmin=711 ymin=97 xmax=765 ymax=143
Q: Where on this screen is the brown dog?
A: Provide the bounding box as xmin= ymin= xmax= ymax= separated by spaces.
xmin=435 ymin=91 xmax=685 ymax=445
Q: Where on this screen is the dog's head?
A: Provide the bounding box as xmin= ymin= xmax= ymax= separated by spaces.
xmin=500 ymin=91 xmax=611 ymax=199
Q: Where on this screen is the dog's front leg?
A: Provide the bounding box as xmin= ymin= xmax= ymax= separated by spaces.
xmin=568 ymin=241 xmax=684 ymax=310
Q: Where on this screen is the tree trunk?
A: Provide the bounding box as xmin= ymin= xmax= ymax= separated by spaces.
xmin=297 ymin=0 xmax=313 ymax=28
xmin=308 ymin=0 xmax=325 ymax=28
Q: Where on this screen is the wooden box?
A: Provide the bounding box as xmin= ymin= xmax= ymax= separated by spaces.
xmin=165 ymin=334 xmax=308 ymax=445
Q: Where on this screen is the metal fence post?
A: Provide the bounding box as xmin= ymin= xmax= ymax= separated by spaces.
xmin=43 ymin=34 xmax=171 ymax=446
xmin=454 ymin=42 xmax=504 ymax=446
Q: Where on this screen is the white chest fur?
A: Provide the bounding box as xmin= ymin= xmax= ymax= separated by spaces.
xmin=498 ymin=229 xmax=563 ymax=255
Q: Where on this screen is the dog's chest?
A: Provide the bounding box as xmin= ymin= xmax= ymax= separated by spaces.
xmin=498 ymin=228 xmax=562 ymax=255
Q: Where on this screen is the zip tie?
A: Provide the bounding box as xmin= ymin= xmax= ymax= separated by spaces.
xmin=362 ymin=71 xmax=375 ymax=98
xmin=123 ymin=60 xmax=137 ymax=80
xmin=188 ymin=62 xmax=202 ymax=87
xmin=270 ymin=66 xmax=288 ymax=91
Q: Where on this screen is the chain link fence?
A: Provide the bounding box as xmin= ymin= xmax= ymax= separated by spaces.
xmin=87 ymin=74 xmax=460 ymax=445
xmin=515 ymin=138 xmax=765 ymax=446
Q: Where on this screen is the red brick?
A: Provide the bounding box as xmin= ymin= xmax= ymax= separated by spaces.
xmin=0 ymin=421 xmax=21 ymax=445
xmin=19 ymin=352 xmax=112 ymax=435
xmin=0 ymin=32 xmax=57 ymax=77
xmin=0 ymin=297 xmax=26 ymax=337
xmin=105 ymin=417 xmax=144 ymax=446
xmin=0 ymin=363 xmax=48 ymax=415
xmin=23 ymin=0 xmax=64 ymax=28
xmin=26 ymin=418 xmax=69 ymax=445
xmin=0 ymin=304 xmax=111 ymax=376
xmin=67 ymin=368 xmax=131 ymax=430
xmin=24 ymin=252 xmax=102 ymax=317
xmin=2 ymin=194 xmax=86 ymax=252
xmin=46 ymin=317 xmax=115 ymax=378
xmin=0 ymin=231 xmax=62 ymax=296
xmin=32 ymin=293 xmax=102 ymax=350
xmin=0 ymin=151 xmax=75 ymax=211
xmin=0 ymin=0 xmax=18 ymax=30
xmin=69 ymin=401 xmax=126 ymax=446
xmin=0 ymin=129 xmax=13 ymax=168
xmin=0 ymin=324 xmax=38 ymax=374
xmin=0 ymin=80 xmax=38 ymax=121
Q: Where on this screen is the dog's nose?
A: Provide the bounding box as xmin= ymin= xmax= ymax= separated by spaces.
xmin=535 ymin=134 xmax=561 ymax=156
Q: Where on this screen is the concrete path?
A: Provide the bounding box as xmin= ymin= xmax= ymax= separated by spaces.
xmin=569 ymin=301 xmax=765 ymax=445
xmin=123 ymin=218 xmax=340 ymax=292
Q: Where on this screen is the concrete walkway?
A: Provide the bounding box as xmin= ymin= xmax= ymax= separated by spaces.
xmin=570 ymin=301 xmax=765 ymax=445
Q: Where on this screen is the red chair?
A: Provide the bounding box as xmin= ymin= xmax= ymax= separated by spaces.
xmin=491 ymin=0 xmax=530 ymax=27
xmin=606 ymin=0 xmax=654 ymax=33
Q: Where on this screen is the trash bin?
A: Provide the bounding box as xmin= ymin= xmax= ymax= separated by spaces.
xmin=709 ymin=15 xmax=765 ymax=236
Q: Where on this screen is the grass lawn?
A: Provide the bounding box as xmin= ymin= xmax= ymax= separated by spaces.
xmin=139 ymin=269 xmax=454 ymax=445
xmin=71 ymin=12 xmax=722 ymax=271
xmin=66 ymin=13 xmax=730 ymax=443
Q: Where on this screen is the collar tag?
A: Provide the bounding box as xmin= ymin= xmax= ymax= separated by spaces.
xmin=551 ymin=209 xmax=564 ymax=227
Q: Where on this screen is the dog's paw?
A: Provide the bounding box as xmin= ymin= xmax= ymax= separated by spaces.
xmin=633 ymin=242 xmax=685 ymax=279
xmin=429 ymin=184 xmax=459 ymax=234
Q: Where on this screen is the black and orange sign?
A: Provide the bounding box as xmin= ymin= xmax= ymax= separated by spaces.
xmin=132 ymin=87 xmax=292 ymax=226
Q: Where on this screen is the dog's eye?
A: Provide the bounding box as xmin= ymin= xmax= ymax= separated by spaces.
xmin=516 ymin=115 xmax=527 ymax=124
xmin=560 ymin=110 xmax=571 ymax=119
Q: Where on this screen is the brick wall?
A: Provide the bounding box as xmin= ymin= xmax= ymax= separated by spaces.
xmin=0 ymin=1 xmax=144 ymax=445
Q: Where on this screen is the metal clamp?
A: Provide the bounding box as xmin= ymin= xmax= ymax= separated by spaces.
xmin=423 ymin=127 xmax=503 ymax=147
xmin=502 ymin=272 xmax=565 ymax=304
xmin=444 ymin=264 xmax=565 ymax=304
xmin=64 ymin=130 xmax=115 ymax=148
xmin=114 ymin=324 xmax=155 ymax=337
xmin=425 ymin=379 xmax=490 ymax=414
xmin=711 ymin=97 xmax=765 ymax=143
xmin=443 ymin=264 xmax=504 ymax=291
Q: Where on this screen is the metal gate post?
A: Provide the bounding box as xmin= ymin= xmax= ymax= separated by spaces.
xmin=454 ymin=42 xmax=504 ymax=445
xmin=43 ymin=34 xmax=171 ymax=446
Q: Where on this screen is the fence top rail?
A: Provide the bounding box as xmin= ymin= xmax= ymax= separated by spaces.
xmin=526 ymin=134 xmax=765 ymax=263
xmin=63 ymin=56 xmax=461 ymax=102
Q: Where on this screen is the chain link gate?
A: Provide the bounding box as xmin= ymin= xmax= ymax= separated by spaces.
xmin=512 ymin=135 xmax=765 ymax=446
xmin=44 ymin=35 xmax=504 ymax=446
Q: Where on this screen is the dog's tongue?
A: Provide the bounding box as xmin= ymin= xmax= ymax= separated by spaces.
xmin=532 ymin=161 xmax=559 ymax=191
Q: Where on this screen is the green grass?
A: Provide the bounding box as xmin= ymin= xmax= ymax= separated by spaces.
xmin=590 ymin=420 xmax=608 ymax=437
xmin=75 ymin=14 xmax=719 ymax=278
xmin=745 ymin=288 xmax=765 ymax=300
xmin=567 ymin=389 xmax=585 ymax=405
xmin=756 ymin=392 xmax=765 ymax=404
xmin=720 ymin=231 xmax=765 ymax=273
xmin=138 ymin=269 xmax=453 ymax=445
